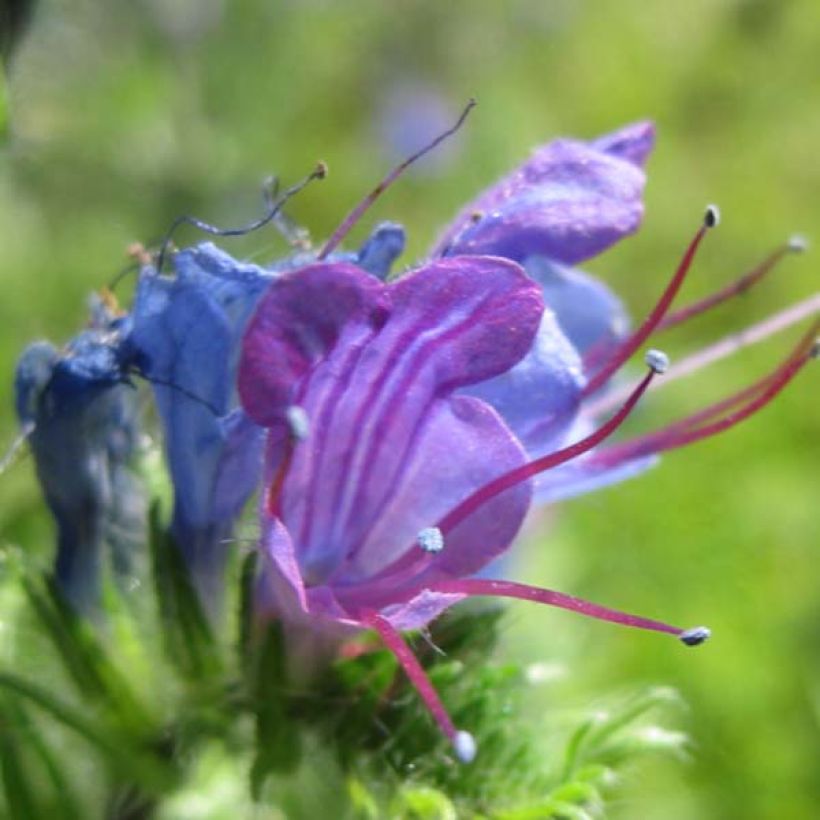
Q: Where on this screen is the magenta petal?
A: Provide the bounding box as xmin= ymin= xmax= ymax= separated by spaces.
xmin=379 ymin=589 xmax=466 ymax=632
xmin=243 ymin=257 xmax=542 ymax=615
xmin=239 ymin=263 xmax=387 ymax=427
xmin=432 ymin=122 xmax=652 ymax=265
xmin=335 ymin=394 xmax=532 ymax=589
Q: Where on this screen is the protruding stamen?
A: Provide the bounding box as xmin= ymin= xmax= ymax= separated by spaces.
xmin=585 ymin=294 xmax=820 ymax=420
xmin=436 ymin=366 xmax=658 ymax=538
xmin=429 ymin=579 xmax=699 ymax=641
xmin=788 ymin=234 xmax=809 ymax=253
xmin=680 ymin=626 xmax=711 ymax=646
xmin=417 ymin=527 xmax=444 ymax=554
xmin=319 ymin=99 xmax=477 ymax=260
xmin=591 ymin=327 xmax=818 ymax=466
xmin=658 ymin=237 xmax=808 ymax=332
xmin=645 ymin=348 xmax=670 ymax=374
xmin=583 ymin=211 xmax=715 ymax=397
xmin=286 ymin=405 xmax=310 ymax=441
xmin=363 ymin=610 xmax=470 ymax=757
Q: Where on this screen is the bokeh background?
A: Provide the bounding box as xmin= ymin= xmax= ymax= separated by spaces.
xmin=1 ymin=1 xmax=818 ymax=817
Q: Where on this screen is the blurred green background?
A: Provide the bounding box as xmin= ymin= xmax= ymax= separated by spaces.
xmin=1 ymin=1 xmax=818 ymax=817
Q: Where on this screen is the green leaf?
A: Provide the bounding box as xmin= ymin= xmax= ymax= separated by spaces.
xmin=148 ymin=504 xmax=221 ymax=681
xmin=23 ymin=577 xmax=153 ymax=735
xmin=0 ymin=64 xmax=7 ymax=139
xmin=0 ymin=673 xmax=176 ymax=793
xmin=249 ymin=623 xmax=301 ymax=797
xmin=0 ymin=696 xmax=83 ymax=819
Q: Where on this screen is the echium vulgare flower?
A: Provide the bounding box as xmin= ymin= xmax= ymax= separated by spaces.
xmin=13 ymin=296 xmax=145 ymax=615
xmin=125 ymin=214 xmax=407 ymax=610
xmin=238 ymin=108 xmax=818 ymax=761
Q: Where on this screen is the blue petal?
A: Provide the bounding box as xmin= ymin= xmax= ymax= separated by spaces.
xmin=524 ymin=257 xmax=630 ymax=359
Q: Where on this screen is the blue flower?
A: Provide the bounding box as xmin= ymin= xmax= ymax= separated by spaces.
xmin=14 ymin=298 xmax=143 ymax=614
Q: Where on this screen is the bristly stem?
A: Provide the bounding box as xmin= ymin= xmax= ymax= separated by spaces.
xmin=319 ymin=99 xmax=477 ymax=260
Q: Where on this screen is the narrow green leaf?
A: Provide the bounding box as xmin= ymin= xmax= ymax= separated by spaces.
xmin=0 ymin=673 xmax=176 ymax=793
xmin=23 ymin=577 xmax=152 ymax=734
xmin=0 ymin=718 xmax=40 ymax=820
xmin=250 ymin=623 xmax=300 ymax=797
xmin=0 ymin=697 xmax=83 ymax=819
xmin=148 ymin=504 xmax=220 ymax=680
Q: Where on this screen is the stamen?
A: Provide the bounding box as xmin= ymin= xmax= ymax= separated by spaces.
xmin=645 ymin=348 xmax=670 ymax=374
xmin=591 ymin=330 xmax=818 ymax=466
xmin=680 ymin=626 xmax=711 ymax=646
xmin=429 ymin=579 xmax=707 ymax=643
xmin=437 ymin=360 xmax=662 ymax=537
xmin=319 ymin=99 xmax=477 ymax=260
xmin=362 ymin=610 xmax=474 ymax=760
xmin=582 ymin=207 xmax=718 ymax=397
xmin=417 ymin=527 xmax=444 ymax=554
xmin=657 ymin=236 xmax=808 ymax=332
xmin=156 ymin=163 xmax=327 ymax=273
xmin=585 ymin=294 xmax=820 ymax=419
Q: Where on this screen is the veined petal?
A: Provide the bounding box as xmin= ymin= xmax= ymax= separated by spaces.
xmin=432 ymin=122 xmax=653 ymax=265
xmin=241 ymin=257 xmax=542 ymax=601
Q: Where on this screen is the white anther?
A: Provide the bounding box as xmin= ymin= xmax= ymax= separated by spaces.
xmin=453 ymin=730 xmax=477 ymax=764
xmin=788 ymin=234 xmax=809 ymax=253
xmin=285 ymin=405 xmax=309 ymax=441
xmin=679 ymin=626 xmax=711 ymax=646
xmin=704 ymin=204 xmax=720 ymax=228
xmin=645 ymin=348 xmax=670 ymax=374
xmin=417 ymin=526 xmax=444 ymax=554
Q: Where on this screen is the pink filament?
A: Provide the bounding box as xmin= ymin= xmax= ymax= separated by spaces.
xmin=319 ymin=99 xmax=476 ymax=260
xmin=437 ymin=368 xmax=657 ymax=537
xmin=429 ymin=579 xmax=682 ymax=637
xmin=582 ymin=223 xmax=709 ymax=397
xmin=362 ymin=610 xmax=458 ymax=742
xmin=591 ymin=334 xmax=817 ymax=467
xmin=657 ymin=242 xmax=794 ymax=331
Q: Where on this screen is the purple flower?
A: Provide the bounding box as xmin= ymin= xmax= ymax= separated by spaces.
xmin=236 ymin=117 xmax=818 ymax=760
xmin=14 ymin=298 xmax=144 ymax=614
xmin=126 ymin=223 xmax=407 ymax=609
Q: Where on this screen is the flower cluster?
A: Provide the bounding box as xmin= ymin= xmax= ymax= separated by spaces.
xmin=15 ymin=113 xmax=817 ymax=761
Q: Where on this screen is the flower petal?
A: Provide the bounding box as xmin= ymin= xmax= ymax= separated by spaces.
xmin=525 ymin=257 xmax=630 ymax=359
xmin=242 ymin=257 xmax=542 ymax=600
xmin=461 ymin=308 xmax=584 ymax=456
xmin=591 ymin=120 xmax=655 ymax=167
xmin=432 ymin=122 xmax=652 ymax=265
